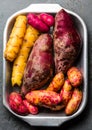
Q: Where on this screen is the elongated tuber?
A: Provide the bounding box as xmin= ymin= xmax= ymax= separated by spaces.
xmin=11 ymin=25 xmax=40 ymax=86
xmin=65 ymin=88 xmax=82 ymax=115
xmin=60 ymin=79 xmax=72 ymax=106
xmin=21 ymin=34 xmax=54 ymax=95
xmin=47 ymin=72 xmax=64 ymax=92
xmin=53 ymin=9 xmax=81 ymax=74
xmin=4 ymin=15 xmax=27 ymax=62
xmin=23 ymin=100 xmax=38 ymax=115
xmin=25 ymin=90 xmax=62 ymax=107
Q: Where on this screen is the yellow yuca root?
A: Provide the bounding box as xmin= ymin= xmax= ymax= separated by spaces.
xmin=4 ymin=15 xmax=27 ymax=62
xmin=12 ymin=25 xmax=40 ymax=86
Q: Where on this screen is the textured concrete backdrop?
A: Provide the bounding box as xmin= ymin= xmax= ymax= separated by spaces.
xmin=0 ymin=0 xmax=92 ymax=130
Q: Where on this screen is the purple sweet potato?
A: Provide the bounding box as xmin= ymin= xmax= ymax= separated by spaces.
xmin=21 ymin=34 xmax=54 ymax=95
xmin=53 ymin=9 xmax=81 ymax=74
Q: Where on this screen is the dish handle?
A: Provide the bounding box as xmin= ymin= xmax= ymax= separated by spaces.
xmin=20 ymin=3 xmax=62 ymax=13
xmin=23 ymin=117 xmax=68 ymax=126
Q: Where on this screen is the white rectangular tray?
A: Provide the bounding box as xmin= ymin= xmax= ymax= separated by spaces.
xmin=3 ymin=4 xmax=88 ymax=126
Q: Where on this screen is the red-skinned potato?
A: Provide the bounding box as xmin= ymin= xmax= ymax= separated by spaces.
xmin=39 ymin=13 xmax=55 ymax=27
xmin=27 ymin=13 xmax=49 ymax=33
xmin=67 ymin=67 xmax=83 ymax=87
xmin=9 ymin=92 xmax=29 ymax=115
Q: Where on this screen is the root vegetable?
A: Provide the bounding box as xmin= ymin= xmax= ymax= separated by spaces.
xmin=11 ymin=25 xmax=40 ymax=87
xmin=60 ymin=79 xmax=72 ymax=106
xmin=4 ymin=15 xmax=27 ymax=62
xmin=65 ymin=88 xmax=83 ymax=115
xmin=53 ymin=9 xmax=81 ymax=74
xmin=27 ymin=13 xmax=49 ymax=33
xmin=47 ymin=72 xmax=65 ymax=92
xmin=67 ymin=67 xmax=83 ymax=87
xmin=9 ymin=92 xmax=28 ymax=115
xmin=23 ymin=100 xmax=38 ymax=115
xmin=21 ymin=34 xmax=54 ymax=95
xmin=39 ymin=13 xmax=55 ymax=27
xmin=25 ymin=90 xmax=62 ymax=107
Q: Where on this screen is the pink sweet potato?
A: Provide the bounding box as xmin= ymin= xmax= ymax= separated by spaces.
xmin=39 ymin=13 xmax=55 ymax=27
xmin=27 ymin=13 xmax=49 ymax=32
xmin=21 ymin=34 xmax=54 ymax=95
xmin=53 ymin=9 xmax=81 ymax=74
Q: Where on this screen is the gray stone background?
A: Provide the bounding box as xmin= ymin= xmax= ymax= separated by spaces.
xmin=0 ymin=0 xmax=92 ymax=130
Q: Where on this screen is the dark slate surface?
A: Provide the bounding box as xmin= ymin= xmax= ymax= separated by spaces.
xmin=0 ymin=0 xmax=92 ymax=130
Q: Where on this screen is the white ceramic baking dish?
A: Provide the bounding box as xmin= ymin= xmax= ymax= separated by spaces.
xmin=3 ymin=4 xmax=88 ymax=126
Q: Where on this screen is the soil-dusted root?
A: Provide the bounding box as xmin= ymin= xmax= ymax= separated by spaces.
xmin=21 ymin=34 xmax=54 ymax=95
xmin=53 ymin=9 xmax=81 ymax=74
